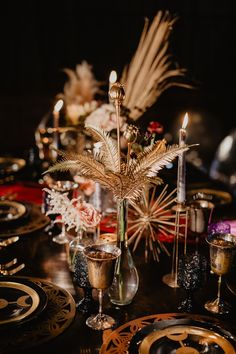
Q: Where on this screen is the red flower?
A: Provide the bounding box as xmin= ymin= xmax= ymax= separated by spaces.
xmin=147 ymin=121 xmax=163 ymax=134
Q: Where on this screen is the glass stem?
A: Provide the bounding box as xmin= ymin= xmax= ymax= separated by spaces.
xmin=217 ymin=275 xmax=222 ymax=304
xmin=98 ymin=289 xmax=103 ymax=316
xmin=61 ymin=223 xmax=66 ymax=237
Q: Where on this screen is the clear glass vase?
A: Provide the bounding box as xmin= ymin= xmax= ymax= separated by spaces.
xmin=108 ymin=198 xmax=139 ymax=306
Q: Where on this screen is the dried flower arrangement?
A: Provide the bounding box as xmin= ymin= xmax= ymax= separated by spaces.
xmin=121 ymin=10 xmax=193 ymax=121
xmin=56 ymin=10 xmax=192 ymax=130
xmin=57 ymin=61 xmax=104 ymax=126
xmin=46 ymin=124 xmax=189 ymax=203
xmin=44 ymin=188 xmax=101 ymax=232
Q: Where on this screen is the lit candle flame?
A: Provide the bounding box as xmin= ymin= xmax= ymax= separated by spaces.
xmin=109 ymin=70 xmax=117 ymax=85
xmin=182 ymin=112 xmax=188 ymax=129
xmin=53 ymin=99 xmax=64 ymax=113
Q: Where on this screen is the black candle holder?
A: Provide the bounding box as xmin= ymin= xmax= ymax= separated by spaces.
xmin=73 ymin=251 xmax=98 ymax=314
xmin=177 ymin=253 xmax=207 ymax=312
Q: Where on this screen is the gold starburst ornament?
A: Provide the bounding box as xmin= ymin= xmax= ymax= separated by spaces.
xmin=128 ymin=184 xmax=177 ymax=262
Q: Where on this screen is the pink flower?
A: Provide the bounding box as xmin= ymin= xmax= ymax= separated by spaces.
xmin=76 ymin=200 xmax=101 ymax=228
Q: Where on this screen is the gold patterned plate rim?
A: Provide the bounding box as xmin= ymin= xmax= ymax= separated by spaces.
xmin=0 ymin=277 xmax=48 ymax=328
xmin=100 ymin=313 xmax=236 ymax=354
xmin=187 ymin=188 xmax=232 ymax=206
xmin=0 ymin=203 xmax=50 ymax=238
xmin=0 ymin=157 xmax=26 ymax=174
xmin=129 ymin=319 xmax=236 ymax=354
xmin=0 ymin=200 xmax=26 ymax=222
xmin=0 ymin=276 xmax=76 ymax=353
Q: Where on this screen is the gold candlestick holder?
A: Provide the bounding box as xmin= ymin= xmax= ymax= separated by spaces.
xmin=162 ymin=202 xmax=189 ymax=288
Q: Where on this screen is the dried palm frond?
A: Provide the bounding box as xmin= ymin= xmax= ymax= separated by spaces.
xmin=128 ymin=185 xmax=177 ymax=262
xmin=46 ymin=125 xmax=190 ymax=203
xmin=121 ymin=10 xmax=193 ymax=120
xmin=85 ymin=124 xmax=120 ymax=173
xmin=58 ymin=60 xmax=104 ymax=105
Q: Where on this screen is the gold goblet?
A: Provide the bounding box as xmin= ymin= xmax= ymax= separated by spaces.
xmin=83 ymin=243 xmax=121 ymax=330
xmin=205 ymin=233 xmax=236 ymax=314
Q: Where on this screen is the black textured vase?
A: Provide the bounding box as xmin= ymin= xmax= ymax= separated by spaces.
xmin=73 ymin=251 xmax=98 ymax=314
xmin=177 ymin=253 xmax=207 ymax=312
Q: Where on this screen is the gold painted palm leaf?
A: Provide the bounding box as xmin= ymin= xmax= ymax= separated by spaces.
xmin=85 ymin=124 xmax=120 ymax=173
xmin=46 ymin=125 xmax=190 ymax=202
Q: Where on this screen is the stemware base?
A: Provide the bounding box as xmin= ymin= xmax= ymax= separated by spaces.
xmin=204 ymin=298 xmax=231 ymax=314
xmin=86 ymin=313 xmax=116 ymax=330
xmin=76 ymin=288 xmax=98 ymax=314
xmin=162 ymin=273 xmax=179 ymax=288
xmin=52 ymin=233 xmax=69 ymax=244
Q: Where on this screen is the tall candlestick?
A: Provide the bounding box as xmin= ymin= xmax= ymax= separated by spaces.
xmin=53 ymin=99 xmax=64 ymax=129
xmin=52 ymin=99 xmax=64 ymax=159
xmin=109 ymin=71 xmax=117 ymax=90
xmin=109 ymin=71 xmax=117 ymax=103
xmin=177 ymin=112 xmax=188 ymax=204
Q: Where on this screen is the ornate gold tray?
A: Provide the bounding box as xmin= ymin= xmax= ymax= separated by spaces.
xmin=0 ymin=200 xmax=26 ymax=223
xmin=0 ymin=277 xmax=47 ymax=328
xmin=100 ymin=313 xmax=236 ymax=354
xmin=0 ymin=277 xmax=76 ymax=353
xmin=0 ymin=203 xmax=50 ymax=238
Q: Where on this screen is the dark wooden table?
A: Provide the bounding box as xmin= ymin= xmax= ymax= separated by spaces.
xmin=1 ymin=174 xmax=236 ymax=354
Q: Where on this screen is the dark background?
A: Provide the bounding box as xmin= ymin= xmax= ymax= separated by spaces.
xmin=0 ymin=0 xmax=235 ymax=171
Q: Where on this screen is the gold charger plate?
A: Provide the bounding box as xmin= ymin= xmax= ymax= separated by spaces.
xmin=129 ymin=319 xmax=236 ymax=354
xmin=187 ymin=188 xmax=232 ymax=206
xmin=0 ymin=204 xmax=50 ymax=238
xmin=0 ymin=277 xmax=76 ymax=353
xmin=100 ymin=313 xmax=236 ymax=354
xmin=0 ymin=277 xmax=48 ymax=328
xmin=0 ymin=157 xmax=26 ymax=175
xmin=0 ymin=200 xmax=26 ymax=223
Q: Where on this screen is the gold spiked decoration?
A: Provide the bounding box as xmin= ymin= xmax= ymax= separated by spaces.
xmin=128 ymin=184 xmax=177 ymax=262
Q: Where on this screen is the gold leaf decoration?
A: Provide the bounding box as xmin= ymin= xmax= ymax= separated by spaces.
xmin=85 ymin=124 xmax=120 ymax=173
xmin=46 ymin=125 xmax=190 ymax=203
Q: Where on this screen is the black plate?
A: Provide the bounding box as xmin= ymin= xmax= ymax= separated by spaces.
xmin=0 ymin=200 xmax=27 ymax=223
xmin=128 ymin=318 xmax=236 ymax=354
xmin=0 ymin=276 xmax=48 ymax=329
xmin=0 ymin=278 xmax=76 ymax=353
xmin=0 ymin=203 xmax=49 ymax=238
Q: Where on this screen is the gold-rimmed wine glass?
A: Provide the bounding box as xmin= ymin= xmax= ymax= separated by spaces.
xmin=83 ymin=243 xmax=121 ymax=330
xmin=204 ymin=233 xmax=236 ymax=314
xmin=188 ymin=199 xmax=214 ymax=252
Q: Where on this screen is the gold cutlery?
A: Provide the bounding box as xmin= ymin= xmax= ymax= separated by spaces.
xmin=0 ymin=258 xmax=17 ymax=270
xmin=0 ymin=263 xmax=25 ymax=275
xmin=0 ymin=236 xmax=19 ymax=248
